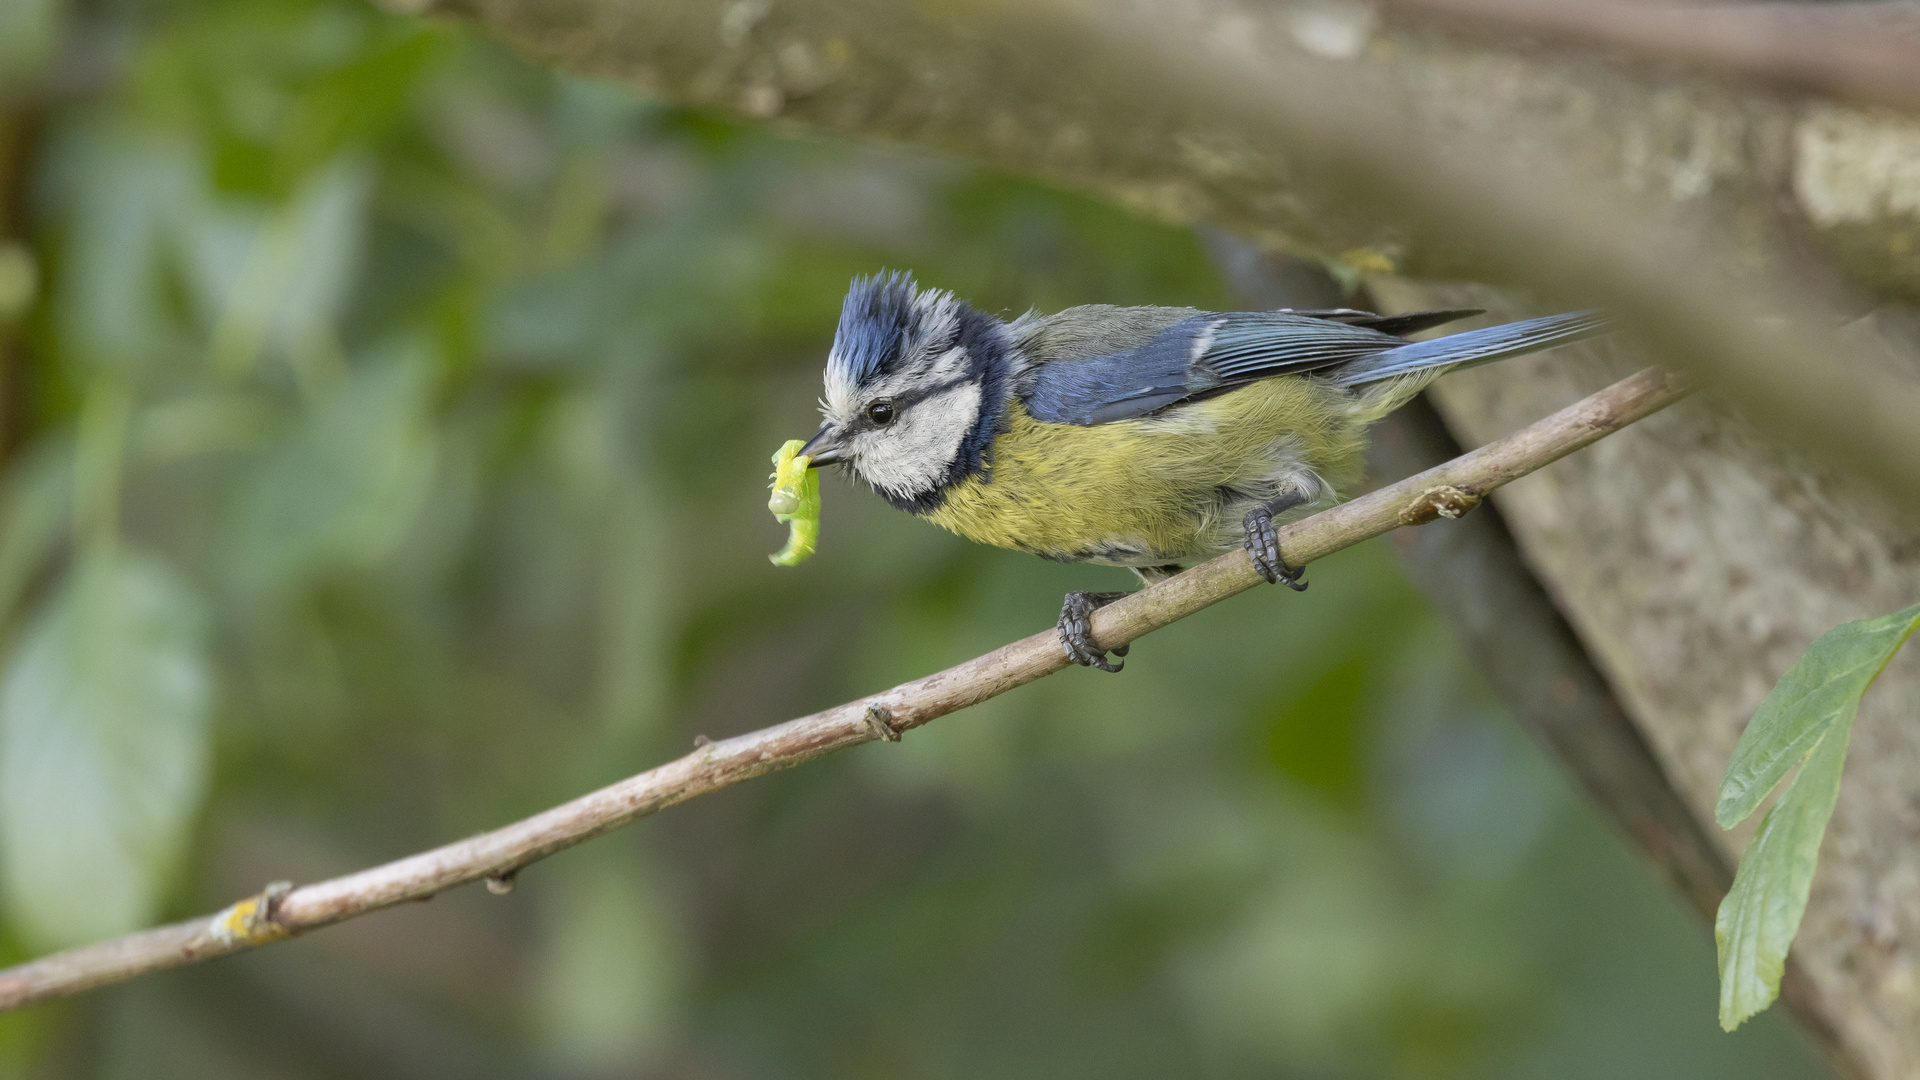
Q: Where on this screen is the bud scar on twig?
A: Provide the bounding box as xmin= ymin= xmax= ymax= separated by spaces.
xmin=1398 ymin=484 xmax=1482 ymax=526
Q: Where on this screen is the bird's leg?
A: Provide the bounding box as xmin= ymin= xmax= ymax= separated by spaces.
xmin=1057 ymin=565 xmax=1183 ymax=673
xmin=1244 ymin=492 xmax=1310 ymax=591
xmin=1058 ymin=591 xmax=1132 ymax=672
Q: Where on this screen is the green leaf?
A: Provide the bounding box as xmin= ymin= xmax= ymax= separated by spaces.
xmin=192 ymin=156 xmax=374 ymax=379
xmin=1716 ymin=716 xmax=1850 ymax=1031
xmin=1715 ymin=602 xmax=1920 ymax=829
xmin=222 ymin=338 xmax=438 ymax=600
xmin=55 ymin=129 xmax=201 ymax=375
xmin=1712 ymin=600 xmax=1920 ymax=1031
xmin=0 ymin=548 xmax=212 ymax=949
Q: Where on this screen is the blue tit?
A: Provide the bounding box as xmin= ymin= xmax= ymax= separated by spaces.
xmin=798 ymin=272 xmax=1605 ymax=671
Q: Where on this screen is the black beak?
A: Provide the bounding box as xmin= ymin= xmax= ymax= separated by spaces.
xmin=799 ymin=425 xmax=847 ymax=467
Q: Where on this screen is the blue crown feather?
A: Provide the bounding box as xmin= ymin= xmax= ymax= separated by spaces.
xmin=831 ymin=271 xmax=924 ymax=387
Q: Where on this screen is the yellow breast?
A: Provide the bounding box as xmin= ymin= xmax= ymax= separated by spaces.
xmin=922 ymin=376 xmax=1371 ymax=565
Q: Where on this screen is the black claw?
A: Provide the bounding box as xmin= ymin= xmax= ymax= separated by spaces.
xmin=1243 ymin=505 xmax=1308 ymax=591
xmin=1058 ymin=591 xmax=1130 ymax=672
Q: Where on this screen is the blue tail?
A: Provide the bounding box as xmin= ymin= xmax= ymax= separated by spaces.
xmin=1329 ymin=310 xmax=1609 ymax=387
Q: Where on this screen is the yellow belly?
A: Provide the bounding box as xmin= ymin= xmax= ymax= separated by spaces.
xmin=922 ymin=377 xmax=1371 ymax=565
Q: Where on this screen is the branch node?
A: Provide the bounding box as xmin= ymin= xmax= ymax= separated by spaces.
xmin=484 ymin=870 xmax=519 ymax=895
xmin=692 ymin=734 xmax=713 ymax=748
xmin=209 ymin=881 xmax=294 ymax=946
xmin=1399 ymin=484 xmax=1481 ymax=525
xmin=863 ymin=703 xmax=901 ymax=742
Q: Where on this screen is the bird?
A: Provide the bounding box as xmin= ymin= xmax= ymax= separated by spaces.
xmin=796 ymin=272 xmax=1606 ymax=671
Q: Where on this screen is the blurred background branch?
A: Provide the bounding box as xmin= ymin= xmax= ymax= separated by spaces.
xmin=419 ymin=0 xmax=1920 ymax=501
xmin=1081 ymin=1 xmax=1920 ymax=508
xmin=1380 ymin=0 xmax=1920 ymax=116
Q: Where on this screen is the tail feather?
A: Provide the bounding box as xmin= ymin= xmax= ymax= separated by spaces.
xmin=1328 ymin=310 xmax=1610 ymax=387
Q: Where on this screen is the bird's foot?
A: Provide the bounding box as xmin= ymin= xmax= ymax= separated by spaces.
xmin=1243 ymin=505 xmax=1308 ymax=591
xmin=1058 ymin=591 xmax=1132 ymax=672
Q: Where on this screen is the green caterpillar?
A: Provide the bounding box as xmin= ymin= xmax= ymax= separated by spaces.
xmin=767 ymin=440 xmax=820 ymax=566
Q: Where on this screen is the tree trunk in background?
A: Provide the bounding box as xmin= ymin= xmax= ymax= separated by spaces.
xmin=398 ymin=0 xmax=1920 ymax=1074
xmin=1380 ymin=281 xmax=1920 ymax=1080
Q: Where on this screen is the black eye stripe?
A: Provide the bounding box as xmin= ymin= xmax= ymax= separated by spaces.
xmin=852 ymin=376 xmax=971 ymax=433
xmin=888 ymin=376 xmax=968 ymax=410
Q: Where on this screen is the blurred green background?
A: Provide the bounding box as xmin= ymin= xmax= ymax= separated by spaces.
xmin=0 ymin=0 xmax=1833 ymax=1076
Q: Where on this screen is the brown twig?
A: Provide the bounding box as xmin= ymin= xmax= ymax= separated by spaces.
xmin=1381 ymin=0 xmax=1920 ymax=116
xmin=0 ymin=368 xmax=1687 ymax=1011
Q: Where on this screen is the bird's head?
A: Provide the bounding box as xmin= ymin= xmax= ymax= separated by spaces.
xmin=801 ymin=272 xmax=1011 ymax=511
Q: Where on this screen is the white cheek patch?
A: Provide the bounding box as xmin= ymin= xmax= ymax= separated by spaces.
xmin=852 ymin=381 xmax=984 ymax=500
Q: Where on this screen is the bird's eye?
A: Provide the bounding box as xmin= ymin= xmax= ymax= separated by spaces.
xmin=865 ymin=400 xmax=896 ymax=426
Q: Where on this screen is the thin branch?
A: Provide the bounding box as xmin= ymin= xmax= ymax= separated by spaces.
xmin=1381 ymin=0 xmax=1920 ymax=117
xmin=0 ymin=368 xmax=1687 ymax=1012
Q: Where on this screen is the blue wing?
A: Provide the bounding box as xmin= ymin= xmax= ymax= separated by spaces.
xmin=1022 ymin=309 xmax=1607 ymax=426
xmin=1023 ymin=314 xmax=1210 ymax=425
xmin=1325 ymin=310 xmax=1609 ymax=386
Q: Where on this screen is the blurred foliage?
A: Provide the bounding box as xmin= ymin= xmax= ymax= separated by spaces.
xmin=0 ymin=0 xmax=1833 ymax=1075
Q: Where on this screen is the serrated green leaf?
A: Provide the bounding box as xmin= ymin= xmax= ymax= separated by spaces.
xmin=1716 ymin=602 xmax=1920 ymax=829
xmin=1716 ymin=714 xmax=1851 ymax=1031
xmin=0 ymin=548 xmax=212 ymax=949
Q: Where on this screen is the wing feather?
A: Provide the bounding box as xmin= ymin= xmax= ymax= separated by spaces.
xmin=1020 ymin=307 xmax=1602 ymax=426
